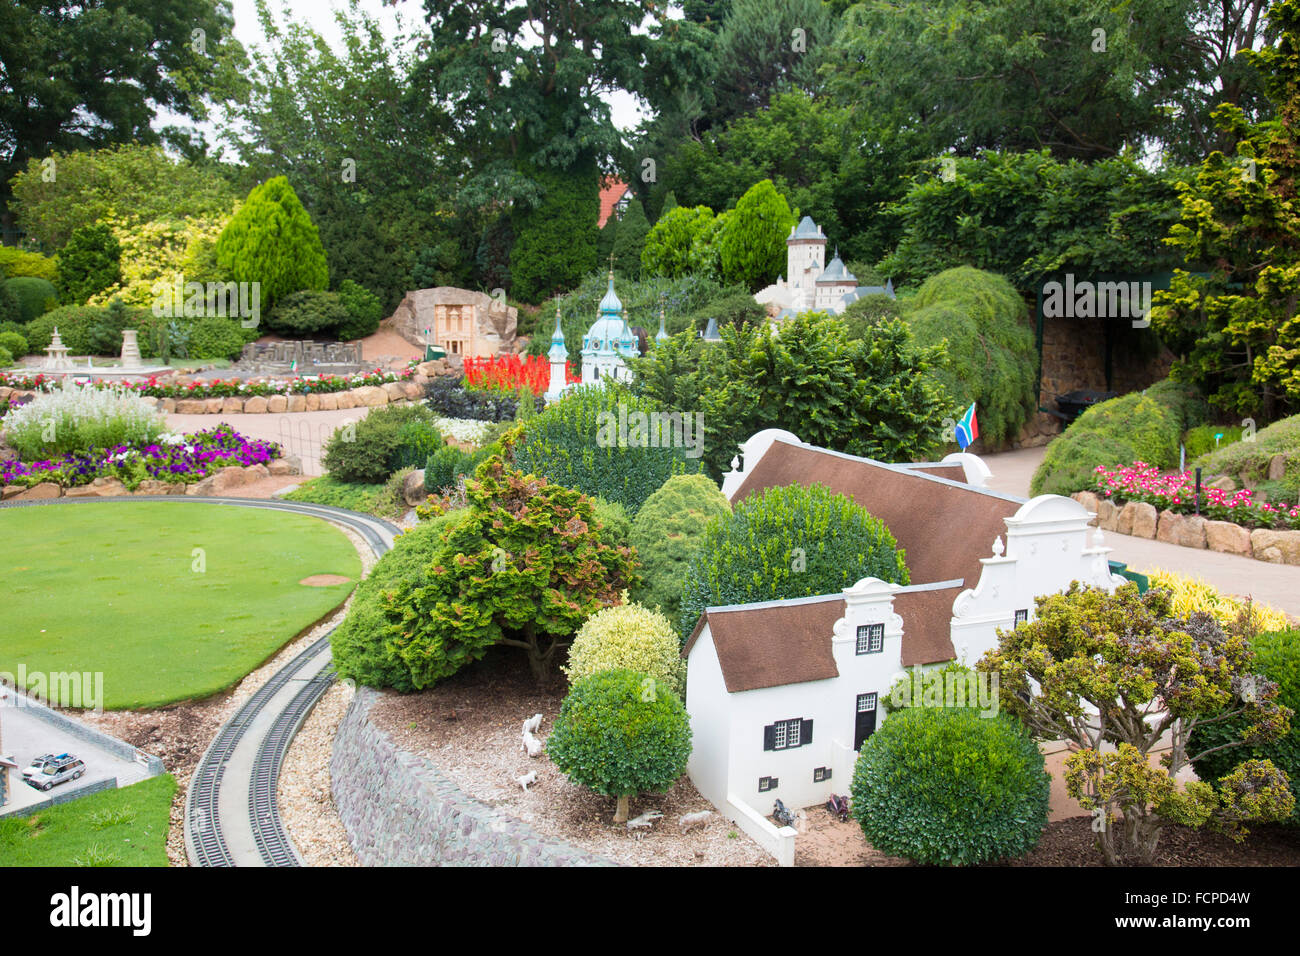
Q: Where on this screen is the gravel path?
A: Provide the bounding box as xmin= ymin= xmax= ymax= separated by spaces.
xmin=278 ymin=679 xmax=360 ymax=866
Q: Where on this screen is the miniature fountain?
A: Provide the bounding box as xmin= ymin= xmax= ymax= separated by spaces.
xmin=42 ymin=327 xmax=73 ymax=370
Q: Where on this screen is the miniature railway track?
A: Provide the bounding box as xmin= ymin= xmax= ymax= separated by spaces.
xmin=0 ymin=494 xmax=398 ymax=867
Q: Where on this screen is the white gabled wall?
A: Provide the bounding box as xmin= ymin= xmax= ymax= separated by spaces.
xmin=684 ymin=630 xmax=730 ymax=810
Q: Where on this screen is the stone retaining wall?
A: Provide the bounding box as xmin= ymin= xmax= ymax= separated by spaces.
xmin=1 ymin=459 xmax=302 ymax=501
xmin=331 ymin=686 xmax=612 ymax=867
xmin=1072 ymin=491 xmax=1300 ymax=565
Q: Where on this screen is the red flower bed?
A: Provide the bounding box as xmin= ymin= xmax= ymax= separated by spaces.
xmin=463 ymin=354 xmax=580 ymax=394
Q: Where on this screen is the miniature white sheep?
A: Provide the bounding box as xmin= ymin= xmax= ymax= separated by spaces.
xmin=521 ymin=730 xmax=543 ymax=758
xmin=679 ymin=810 xmax=712 ymax=832
xmin=517 ymin=771 xmax=538 ymax=792
xmin=522 ymin=713 xmax=543 ymax=735
xmin=626 ymin=810 xmax=664 ymax=831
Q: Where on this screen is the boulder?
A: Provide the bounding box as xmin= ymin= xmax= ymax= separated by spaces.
xmin=0 ymin=386 xmax=10 ymax=401
xmin=352 ymin=386 xmax=388 ymax=407
xmin=221 ymin=397 xmax=244 ymax=415
xmin=1129 ymin=502 xmax=1159 ymax=538
xmin=63 ymin=485 xmax=99 ymax=498
xmin=89 ymin=476 xmax=128 ymax=497
xmin=1096 ymin=499 xmax=1118 ymax=531
xmin=1205 ymin=520 xmax=1252 ymax=556
xmin=266 ymin=395 xmax=288 ymax=413
xmin=1072 ymin=491 xmax=1100 ymax=519
xmin=1157 ymin=510 xmax=1207 ymax=548
xmin=318 ymin=393 xmax=338 ymax=411
xmin=1269 ymin=454 xmax=1288 ymax=481
xmin=382 ymin=381 xmax=407 ymax=403
xmin=1250 ymin=529 xmax=1300 ymax=565
xmin=287 ymin=394 xmax=307 ymax=413
xmin=204 ymin=398 xmax=224 ymax=414
xmin=160 ymin=398 xmax=177 ymax=414
xmin=1207 ymin=475 xmax=1236 ymax=491
xmin=1 ymin=485 xmax=24 ymax=499
xmin=134 ymin=479 xmax=177 ymax=496
xmin=403 ymin=469 xmax=427 ymax=506
xmin=335 ymin=391 xmax=357 ymax=410
xmin=243 ymin=463 xmax=270 ymax=481
xmin=305 ymin=393 xmax=321 ymax=411
xmin=186 ymin=476 xmax=216 ymax=496
xmin=15 ymin=482 xmax=61 ymax=500
xmin=175 ymin=399 xmax=207 ymax=414
xmin=211 ymin=466 xmax=249 ymax=494
xmin=244 ymin=396 xmax=269 ymax=414
xmin=268 ymin=457 xmax=300 ymax=476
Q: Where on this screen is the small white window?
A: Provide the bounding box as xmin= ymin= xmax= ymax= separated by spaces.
xmin=856 ymin=623 xmax=884 ymax=655
xmin=857 ymin=693 xmax=877 ymax=714
xmin=1014 ymin=609 xmax=1029 ymax=627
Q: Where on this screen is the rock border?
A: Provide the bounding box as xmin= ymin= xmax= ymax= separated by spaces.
xmin=330 ymin=686 xmax=613 ymax=867
xmin=1071 ymin=491 xmax=1300 ymax=566
xmin=1 ymin=459 xmax=303 ymax=501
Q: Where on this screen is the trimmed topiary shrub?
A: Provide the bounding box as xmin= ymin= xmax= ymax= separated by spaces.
xmin=0 ymin=330 xmax=28 ymax=359
xmin=678 ymin=482 xmax=909 ymax=638
xmin=331 ymin=511 xmax=466 ymax=692
xmin=545 ymin=668 xmax=692 ymax=823
xmin=57 ymin=223 xmax=121 ymax=304
xmin=1190 ymin=628 xmax=1300 ymax=824
xmin=321 ymin=403 xmax=436 ymax=484
xmin=424 ymin=444 xmax=470 ymax=493
xmin=1030 ymin=383 xmax=1191 ymax=496
xmin=265 ymin=289 xmax=350 ymax=338
xmin=214 ymin=175 xmax=329 ymax=312
xmin=562 ymin=601 xmax=687 ymax=699
xmin=905 ymin=267 xmax=1036 ymax=448
xmin=389 ymin=419 xmax=444 ymax=472
xmin=4 ymin=276 xmax=58 ymax=322
xmin=188 ymin=317 xmax=249 ymax=360
xmin=629 ymin=473 xmax=731 ymax=621
xmin=850 ymin=706 xmax=1051 ymax=865
xmin=336 ymin=278 xmax=384 ymax=340
xmin=510 ymin=382 xmax=703 ymax=516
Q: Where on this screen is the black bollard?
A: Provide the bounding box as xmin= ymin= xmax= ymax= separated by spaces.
xmin=1195 ymin=466 xmax=1202 ymax=515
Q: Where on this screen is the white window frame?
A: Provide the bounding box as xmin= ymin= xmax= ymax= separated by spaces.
xmin=855 ymin=623 xmax=884 ymax=655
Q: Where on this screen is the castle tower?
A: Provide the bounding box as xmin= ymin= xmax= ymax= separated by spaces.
xmin=546 ymin=310 xmax=569 ymax=401
xmin=786 ymin=216 xmax=827 ymax=312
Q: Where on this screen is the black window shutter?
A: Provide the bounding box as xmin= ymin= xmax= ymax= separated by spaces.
xmin=801 ymin=719 xmax=813 ymax=745
xmin=763 ymin=724 xmax=775 ymax=751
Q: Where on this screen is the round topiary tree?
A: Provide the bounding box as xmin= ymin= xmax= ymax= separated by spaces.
xmin=641 ymin=205 xmax=715 ymax=279
xmin=850 ymin=706 xmax=1051 ymax=865
xmin=563 ymin=600 xmax=687 ymax=699
xmin=1191 ymin=627 xmax=1300 ymax=824
xmin=717 ymin=179 xmax=796 ymax=291
xmin=214 ymin=175 xmax=329 ymax=312
xmin=335 ymin=279 xmax=384 ymax=340
xmin=545 ymin=668 xmax=692 ymax=823
xmin=4 ymin=276 xmax=58 ymax=322
xmin=678 ymin=482 xmax=909 ymax=638
xmin=629 ymin=473 xmax=731 ymax=621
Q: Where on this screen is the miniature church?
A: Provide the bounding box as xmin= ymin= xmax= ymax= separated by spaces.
xmin=755 ymin=216 xmax=894 ymax=318
xmin=546 ymin=267 xmax=641 ymax=401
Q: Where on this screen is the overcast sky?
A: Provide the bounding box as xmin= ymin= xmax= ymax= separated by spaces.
xmin=223 ymin=0 xmax=648 ymax=131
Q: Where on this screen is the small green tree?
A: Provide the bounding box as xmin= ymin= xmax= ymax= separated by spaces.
xmin=563 ymin=600 xmax=687 ymax=699
xmin=629 ymin=473 xmax=731 ymax=621
xmin=386 ymin=459 xmax=640 ymax=684
xmin=641 ymin=205 xmax=716 ymax=278
xmin=335 ymin=279 xmax=385 ymax=340
xmin=611 ymin=199 xmax=651 ymax=278
xmin=717 ymin=179 xmax=796 ymax=290
xmin=679 ymin=482 xmax=909 ymax=637
xmin=56 ymin=224 xmax=122 ymax=305
xmin=214 ymin=176 xmax=329 ymax=312
xmin=979 ymin=583 xmax=1295 ymax=865
xmin=545 ymin=668 xmax=692 ymax=822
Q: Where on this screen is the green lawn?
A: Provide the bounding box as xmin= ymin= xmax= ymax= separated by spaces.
xmin=0 ymin=501 xmax=361 ymax=709
xmin=0 ymin=774 xmax=176 ymax=867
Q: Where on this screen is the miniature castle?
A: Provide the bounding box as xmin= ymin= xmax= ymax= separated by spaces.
xmin=546 ymin=269 xmax=642 ymax=401
xmin=756 ymin=216 xmax=894 ymax=318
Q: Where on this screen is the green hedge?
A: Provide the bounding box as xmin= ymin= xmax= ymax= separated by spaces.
xmin=511 ymin=382 xmax=703 ymax=515
xmin=0 ymin=330 xmax=28 ymax=359
xmin=1190 ymin=628 xmax=1300 ymax=825
xmin=851 ymin=706 xmax=1050 ymax=865
xmin=629 ymin=473 xmax=731 ymax=622
xmin=678 ymin=482 xmax=908 ymax=639
xmin=1030 ymin=379 xmax=1204 ymax=497
xmin=4 ymin=276 xmax=58 ymax=322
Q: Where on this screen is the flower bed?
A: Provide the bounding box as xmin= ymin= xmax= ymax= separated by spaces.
xmin=1 ymin=424 xmax=281 ymax=489
xmin=0 ymin=366 xmax=415 ymax=401
xmin=433 ymin=417 xmax=495 ymax=445
xmin=463 ymin=354 xmax=578 ymax=394
xmin=1094 ymin=462 xmax=1300 ymax=531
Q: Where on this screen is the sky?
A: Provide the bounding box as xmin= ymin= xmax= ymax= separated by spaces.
xmin=221 ymin=0 xmax=649 ymax=131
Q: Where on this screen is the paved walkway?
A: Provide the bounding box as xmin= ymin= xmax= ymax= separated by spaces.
xmin=981 ymin=446 xmax=1300 ymax=618
xmin=166 ymin=407 xmax=379 ymax=477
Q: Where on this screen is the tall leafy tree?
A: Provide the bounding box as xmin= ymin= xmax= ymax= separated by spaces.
xmin=0 ymin=0 xmax=245 ymax=231
xmin=509 ymin=165 xmax=599 ymax=303
xmin=717 ymin=178 xmax=796 ymax=290
xmin=611 ymin=198 xmax=650 ymax=278
xmin=1152 ymin=0 xmax=1300 ymax=420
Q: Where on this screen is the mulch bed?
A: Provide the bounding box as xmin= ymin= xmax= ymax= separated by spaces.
xmin=368 ymin=647 xmax=775 ymax=867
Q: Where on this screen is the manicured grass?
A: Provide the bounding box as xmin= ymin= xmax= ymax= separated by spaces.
xmin=285 ymin=475 xmax=398 ymax=516
xmin=1 ymin=501 xmax=360 ymax=709
xmin=0 ymin=774 xmax=176 ymax=867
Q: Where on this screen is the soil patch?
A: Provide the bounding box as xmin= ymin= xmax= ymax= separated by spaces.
xmin=299 ymin=574 xmax=352 ymax=587
xmin=367 ymin=648 xmax=774 ymax=867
